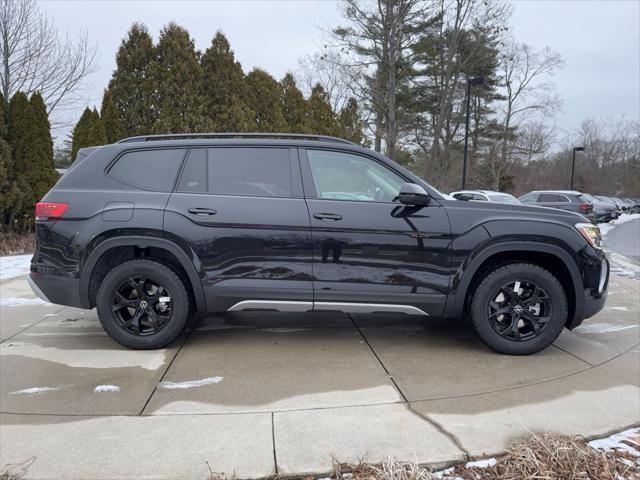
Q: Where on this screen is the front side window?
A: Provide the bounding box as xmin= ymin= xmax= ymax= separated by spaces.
xmin=209 ymin=148 xmax=291 ymax=197
xmin=519 ymin=193 xmax=538 ymax=203
xmin=306 ymin=149 xmax=404 ymax=203
xmin=109 ymin=149 xmax=186 ymax=192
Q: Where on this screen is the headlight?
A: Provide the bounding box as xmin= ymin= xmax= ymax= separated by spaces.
xmin=575 ymin=222 xmax=603 ymax=250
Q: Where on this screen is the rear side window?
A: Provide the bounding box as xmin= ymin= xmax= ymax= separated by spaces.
xmin=538 ymin=193 xmax=569 ymax=202
xmin=177 ymin=149 xmax=208 ymax=193
xmin=109 ymin=149 xmax=185 ymax=192
xmin=209 ymin=148 xmax=291 ymax=197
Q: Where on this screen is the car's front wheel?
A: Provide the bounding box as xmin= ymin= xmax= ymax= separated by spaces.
xmin=96 ymin=259 xmax=190 ymax=349
xmin=470 ymin=263 xmax=568 ymax=355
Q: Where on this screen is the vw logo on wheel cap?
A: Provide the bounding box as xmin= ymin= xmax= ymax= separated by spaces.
xmin=513 ymin=305 xmax=523 ymax=314
xmin=139 ymin=300 xmax=148 ymax=309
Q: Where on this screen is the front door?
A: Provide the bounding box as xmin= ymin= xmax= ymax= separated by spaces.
xmin=300 ymin=148 xmax=451 ymax=316
xmin=164 ymin=146 xmax=313 ymax=312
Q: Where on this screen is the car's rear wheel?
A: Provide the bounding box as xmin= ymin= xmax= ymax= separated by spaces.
xmin=96 ymin=259 xmax=190 ymax=349
xmin=470 ymin=263 xmax=568 ymax=355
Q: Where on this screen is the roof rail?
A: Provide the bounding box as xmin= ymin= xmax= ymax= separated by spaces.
xmin=117 ymin=132 xmax=355 ymax=145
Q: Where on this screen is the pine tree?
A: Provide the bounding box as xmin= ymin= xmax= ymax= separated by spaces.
xmin=201 ymin=32 xmax=254 ymax=132
xmin=0 ymin=93 xmax=14 ymax=224
xmin=101 ymin=89 xmax=125 ymax=143
xmin=88 ymin=108 xmax=108 ymax=146
xmin=70 ymin=108 xmax=93 ymax=160
xmin=280 ymin=73 xmax=308 ymax=133
xmin=305 ymin=84 xmax=339 ymax=136
xmin=337 ymin=98 xmax=365 ymax=144
xmin=6 ymin=92 xmax=36 ymax=224
xmin=29 ymin=92 xmax=58 ymax=203
xmin=150 ymin=22 xmax=207 ymax=133
xmin=108 ymin=23 xmax=156 ymax=136
xmin=244 ymin=68 xmax=286 ymax=132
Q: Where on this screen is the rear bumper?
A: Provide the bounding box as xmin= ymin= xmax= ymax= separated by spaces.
xmin=28 ymin=273 xmax=86 ymax=309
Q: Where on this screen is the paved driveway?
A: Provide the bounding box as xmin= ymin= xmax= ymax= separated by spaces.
xmin=1 ymin=274 xmax=639 ymax=479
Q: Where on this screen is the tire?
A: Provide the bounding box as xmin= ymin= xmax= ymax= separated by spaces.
xmin=469 ymin=263 xmax=568 ymax=355
xmin=96 ymin=259 xmax=190 ymax=349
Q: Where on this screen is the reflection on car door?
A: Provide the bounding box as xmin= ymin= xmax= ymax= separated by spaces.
xmin=300 ymin=148 xmax=451 ymax=316
xmin=164 ymin=147 xmax=313 ymax=311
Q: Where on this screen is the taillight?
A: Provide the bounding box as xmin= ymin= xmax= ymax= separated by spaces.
xmin=579 ymin=203 xmax=591 ymax=213
xmin=35 ymin=202 xmax=68 ymax=220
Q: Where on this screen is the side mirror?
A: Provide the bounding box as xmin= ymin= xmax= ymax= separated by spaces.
xmin=456 ymin=193 xmax=472 ymax=201
xmin=398 ymin=183 xmax=430 ymax=206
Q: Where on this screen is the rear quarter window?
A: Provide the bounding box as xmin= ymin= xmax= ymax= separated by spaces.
xmin=108 ymin=149 xmax=186 ymax=192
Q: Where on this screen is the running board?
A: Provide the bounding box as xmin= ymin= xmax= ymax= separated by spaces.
xmin=227 ymin=300 xmax=428 ymax=316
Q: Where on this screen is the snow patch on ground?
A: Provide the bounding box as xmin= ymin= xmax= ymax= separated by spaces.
xmin=465 ymin=458 xmax=497 ymax=468
xmin=608 ymin=252 xmax=640 ymax=278
xmin=9 ymin=386 xmax=59 ymax=395
xmin=588 ymin=427 xmax=639 ymax=457
xmin=0 ymin=254 xmax=32 ymax=281
xmin=604 ymin=306 xmax=630 ymax=311
xmin=0 ymin=297 xmax=47 ymax=307
xmin=574 ymin=322 xmax=637 ymax=334
xmin=159 ymin=376 xmax=224 ymax=390
xmin=599 ymin=213 xmax=640 ymax=236
xmin=94 ymin=384 xmax=120 ymax=393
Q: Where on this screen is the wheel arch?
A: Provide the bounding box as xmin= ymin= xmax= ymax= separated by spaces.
xmin=444 ymin=241 xmax=585 ymax=328
xmin=80 ymin=236 xmax=207 ymax=312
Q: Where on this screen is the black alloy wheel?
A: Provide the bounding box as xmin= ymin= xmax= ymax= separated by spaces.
xmin=111 ymin=276 xmax=172 ymax=336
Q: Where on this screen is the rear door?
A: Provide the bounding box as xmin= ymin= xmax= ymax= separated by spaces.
xmin=300 ymin=148 xmax=451 ymax=316
xmin=164 ymin=146 xmax=313 ymax=312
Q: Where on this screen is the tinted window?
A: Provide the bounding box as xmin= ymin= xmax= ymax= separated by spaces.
xmin=488 ymin=194 xmax=520 ymax=204
xmin=538 ymin=193 xmax=569 ymax=202
xmin=470 ymin=193 xmax=488 ymax=201
xmin=109 ymin=149 xmax=185 ymax=192
xmin=307 ymin=150 xmax=404 ymax=202
xmin=177 ymin=149 xmax=207 ymax=193
xmin=209 ymin=148 xmax=291 ymax=197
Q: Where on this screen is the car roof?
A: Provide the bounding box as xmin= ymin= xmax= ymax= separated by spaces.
xmin=531 ymin=190 xmax=583 ymax=195
xmin=116 ymin=132 xmax=355 ymax=146
xmin=451 ymin=190 xmax=511 ymax=195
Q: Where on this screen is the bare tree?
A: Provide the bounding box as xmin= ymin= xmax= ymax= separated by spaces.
xmin=296 ymin=51 xmax=351 ymax=114
xmin=497 ymin=42 xmax=563 ymax=168
xmin=0 ymin=0 xmax=97 ymax=117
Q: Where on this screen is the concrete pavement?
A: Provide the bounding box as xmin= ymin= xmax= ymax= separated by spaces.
xmin=0 ymin=273 xmax=639 ymax=479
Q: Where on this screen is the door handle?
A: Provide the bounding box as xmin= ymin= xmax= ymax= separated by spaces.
xmin=313 ymin=212 xmax=342 ymax=221
xmin=188 ymin=207 xmax=217 ymax=216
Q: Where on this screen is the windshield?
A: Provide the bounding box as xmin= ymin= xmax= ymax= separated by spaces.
xmin=579 ymin=193 xmax=597 ymax=203
xmin=488 ymin=194 xmax=520 ymax=204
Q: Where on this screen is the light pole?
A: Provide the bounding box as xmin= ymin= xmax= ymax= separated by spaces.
xmin=462 ymin=76 xmax=485 ymax=189
xmin=570 ymin=146 xmax=584 ymax=190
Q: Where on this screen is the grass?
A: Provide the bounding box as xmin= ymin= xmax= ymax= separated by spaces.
xmin=332 ymin=433 xmax=639 ymax=480
xmin=0 ymin=231 xmax=35 ymax=256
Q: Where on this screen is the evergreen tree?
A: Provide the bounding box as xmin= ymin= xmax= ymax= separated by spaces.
xmin=108 ymin=23 xmax=156 ymax=136
xmin=100 ymin=89 xmax=125 ymax=143
xmin=201 ymin=32 xmax=254 ymax=132
xmin=305 ymin=84 xmax=339 ymax=136
xmin=244 ymin=68 xmax=286 ymax=132
xmin=150 ymin=22 xmax=207 ymax=133
xmin=29 ymin=92 xmax=58 ymax=203
xmin=6 ymin=92 xmax=36 ymax=224
xmin=0 ymin=93 xmax=15 ymax=224
xmin=71 ymin=107 xmax=107 ymax=160
xmin=70 ymin=107 xmax=93 ymax=160
xmin=337 ymin=98 xmax=365 ymax=144
xmin=280 ymin=73 xmax=308 ymax=133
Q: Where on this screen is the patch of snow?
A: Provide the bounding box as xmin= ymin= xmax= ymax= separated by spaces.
xmin=588 ymin=427 xmax=639 ymax=457
xmin=0 ymin=254 xmax=32 ymax=280
xmin=9 ymin=386 xmax=59 ymax=395
xmin=604 ymin=306 xmax=630 ymax=311
xmin=158 ymin=376 xmax=224 ymax=390
xmin=94 ymin=384 xmax=120 ymax=393
xmin=43 ymin=313 xmax=58 ymax=317
xmin=465 ymin=458 xmax=497 ymax=468
xmin=0 ymin=297 xmax=47 ymax=307
xmin=599 ymin=213 xmax=640 ymax=237
xmin=574 ymin=322 xmax=637 ymax=334
xmin=608 ymin=252 xmax=640 ymax=279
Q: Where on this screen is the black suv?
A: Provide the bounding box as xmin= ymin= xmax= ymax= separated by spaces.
xmin=29 ymin=133 xmax=609 ymax=354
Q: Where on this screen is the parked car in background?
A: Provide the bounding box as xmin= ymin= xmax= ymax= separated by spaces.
xmin=28 ymin=132 xmax=608 ymax=355
xmin=622 ymin=197 xmax=640 ymax=213
xmin=518 ymin=190 xmax=597 ymax=223
xmin=594 ymin=196 xmax=621 ymax=220
xmin=450 ymin=190 xmax=521 ymax=204
xmin=579 ymin=193 xmax=617 ymax=223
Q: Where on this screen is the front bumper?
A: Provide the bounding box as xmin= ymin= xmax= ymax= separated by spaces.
xmin=28 ymin=273 xmax=85 ymax=308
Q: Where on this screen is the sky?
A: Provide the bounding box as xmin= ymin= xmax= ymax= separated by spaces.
xmin=38 ymin=0 xmax=640 ymax=141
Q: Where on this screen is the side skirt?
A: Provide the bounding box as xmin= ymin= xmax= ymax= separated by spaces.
xmin=227 ymin=300 xmax=429 ymax=316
